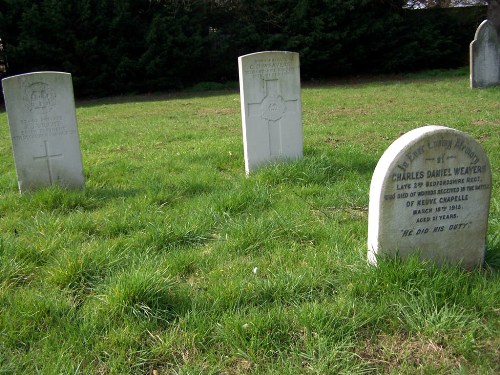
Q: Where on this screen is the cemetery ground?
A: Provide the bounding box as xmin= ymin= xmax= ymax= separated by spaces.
xmin=0 ymin=69 xmax=499 ymax=374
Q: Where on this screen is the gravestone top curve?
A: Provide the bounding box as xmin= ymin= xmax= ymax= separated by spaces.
xmin=470 ymin=20 xmax=500 ymax=88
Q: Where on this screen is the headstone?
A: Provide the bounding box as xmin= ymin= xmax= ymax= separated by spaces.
xmin=470 ymin=20 xmax=500 ymax=88
xmin=238 ymin=51 xmax=303 ymax=174
xmin=2 ymin=72 xmax=84 ymax=192
xmin=368 ymin=126 xmax=492 ymax=270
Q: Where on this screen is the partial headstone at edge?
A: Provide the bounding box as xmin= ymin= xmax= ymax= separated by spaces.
xmin=470 ymin=20 xmax=500 ymax=88
xmin=238 ymin=51 xmax=303 ymax=174
xmin=2 ymin=71 xmax=85 ymax=192
xmin=368 ymin=125 xmax=492 ymax=270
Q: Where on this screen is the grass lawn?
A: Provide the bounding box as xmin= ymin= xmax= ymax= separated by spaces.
xmin=0 ymin=69 xmax=499 ymax=374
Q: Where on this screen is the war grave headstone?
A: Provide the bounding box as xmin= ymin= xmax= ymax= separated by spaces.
xmin=368 ymin=126 xmax=492 ymax=270
xmin=238 ymin=51 xmax=303 ymax=174
xmin=2 ymin=72 xmax=84 ymax=192
xmin=470 ymin=20 xmax=500 ymax=88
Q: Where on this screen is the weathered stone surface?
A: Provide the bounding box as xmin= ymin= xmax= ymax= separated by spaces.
xmin=470 ymin=20 xmax=500 ymax=88
xmin=2 ymin=71 xmax=84 ymax=192
xmin=238 ymin=51 xmax=303 ymax=174
xmin=368 ymin=126 xmax=492 ymax=269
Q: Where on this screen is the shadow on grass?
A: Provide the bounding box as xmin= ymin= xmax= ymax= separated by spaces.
xmin=83 ymin=186 xmax=142 ymax=202
xmin=303 ymin=68 xmax=469 ymax=89
xmin=0 ymin=186 xmax=143 ymax=216
xmin=370 ymin=244 xmax=500 ymax=277
xmin=254 ymin=147 xmax=377 ymax=187
xmin=484 ymin=241 xmax=500 ymax=271
xmin=306 ymin=146 xmax=378 ymax=175
xmin=38 ymin=186 xmax=141 ymax=210
xmin=76 ymin=87 xmax=238 ymax=109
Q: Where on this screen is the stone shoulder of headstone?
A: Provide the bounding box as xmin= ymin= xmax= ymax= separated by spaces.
xmin=470 ymin=20 xmax=500 ymax=88
xmin=238 ymin=51 xmax=303 ymax=174
xmin=368 ymin=125 xmax=492 ymax=270
xmin=2 ymin=71 xmax=84 ymax=192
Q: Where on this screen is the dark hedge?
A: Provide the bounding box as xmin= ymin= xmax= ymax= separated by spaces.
xmin=0 ymin=1 xmax=487 ymax=97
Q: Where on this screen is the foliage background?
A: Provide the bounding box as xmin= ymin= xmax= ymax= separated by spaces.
xmin=0 ymin=0 xmax=488 ymax=96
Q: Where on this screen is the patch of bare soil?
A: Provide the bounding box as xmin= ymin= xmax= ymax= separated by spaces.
xmin=357 ymin=332 xmax=466 ymax=373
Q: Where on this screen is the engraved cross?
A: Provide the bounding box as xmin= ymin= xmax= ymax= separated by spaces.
xmin=33 ymin=140 xmax=63 ymax=184
xmin=247 ymin=79 xmax=299 ymax=158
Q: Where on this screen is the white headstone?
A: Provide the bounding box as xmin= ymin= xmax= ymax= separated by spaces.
xmin=368 ymin=126 xmax=492 ymax=270
xmin=2 ymin=72 xmax=84 ymax=192
xmin=470 ymin=20 xmax=500 ymax=88
xmin=238 ymin=51 xmax=303 ymax=174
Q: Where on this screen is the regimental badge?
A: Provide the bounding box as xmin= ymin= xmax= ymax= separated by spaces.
xmin=22 ymin=80 xmax=56 ymax=114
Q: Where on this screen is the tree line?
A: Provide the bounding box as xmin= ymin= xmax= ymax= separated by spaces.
xmin=0 ymin=0 xmax=487 ymax=97
xmin=405 ymin=0 xmax=487 ymax=8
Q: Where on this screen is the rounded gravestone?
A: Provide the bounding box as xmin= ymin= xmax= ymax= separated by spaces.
xmin=368 ymin=126 xmax=492 ymax=269
xmin=470 ymin=20 xmax=500 ymax=88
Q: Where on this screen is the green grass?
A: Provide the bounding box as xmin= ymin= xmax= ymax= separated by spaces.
xmin=0 ymin=70 xmax=499 ymax=374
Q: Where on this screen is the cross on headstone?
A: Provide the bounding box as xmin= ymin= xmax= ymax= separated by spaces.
xmin=247 ymin=79 xmax=299 ymax=158
xmin=33 ymin=140 xmax=63 ymax=184
xmin=2 ymin=72 xmax=84 ymax=192
xmin=238 ymin=51 xmax=303 ymax=174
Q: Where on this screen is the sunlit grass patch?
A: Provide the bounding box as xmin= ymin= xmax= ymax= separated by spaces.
xmin=0 ymin=71 xmax=498 ymax=373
